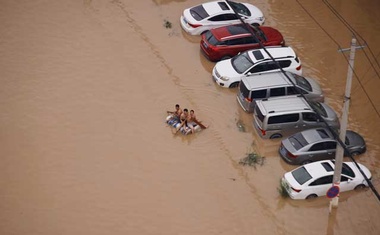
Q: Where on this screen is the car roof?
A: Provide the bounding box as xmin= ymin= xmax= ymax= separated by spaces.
xmin=247 ymin=47 xmax=296 ymax=63
xmin=202 ymin=1 xmax=232 ymax=16
xmin=257 ymin=96 xmax=311 ymax=115
xmin=302 ymin=160 xmax=335 ymax=179
xmin=242 ymin=72 xmax=295 ymax=89
xmin=300 ymin=128 xmax=334 ymax=144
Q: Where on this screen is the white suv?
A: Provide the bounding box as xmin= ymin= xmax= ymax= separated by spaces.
xmin=212 ymin=46 xmax=302 ymax=88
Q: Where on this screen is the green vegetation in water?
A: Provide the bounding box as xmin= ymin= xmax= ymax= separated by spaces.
xmin=236 ymin=119 xmax=246 ymax=132
xmin=239 ymin=151 xmax=265 ymax=169
xmin=277 ymin=179 xmax=290 ymax=198
xmin=164 ymin=20 xmax=172 ymax=29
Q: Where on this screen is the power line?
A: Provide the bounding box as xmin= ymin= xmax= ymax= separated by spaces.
xmin=294 ymin=0 xmax=380 ymax=202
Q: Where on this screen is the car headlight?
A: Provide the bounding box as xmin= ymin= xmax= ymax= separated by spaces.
xmin=220 ymin=76 xmax=229 ymax=81
xmin=214 ymin=68 xmax=220 ymax=78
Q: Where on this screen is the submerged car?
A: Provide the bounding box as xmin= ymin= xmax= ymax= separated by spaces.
xmin=201 ymin=23 xmax=284 ymax=62
xmin=279 ymin=128 xmax=366 ymax=165
xmin=212 ymin=47 xmax=302 ymax=88
xmin=180 ymin=0 xmax=265 ymax=35
xmin=282 ymin=160 xmax=372 ymax=200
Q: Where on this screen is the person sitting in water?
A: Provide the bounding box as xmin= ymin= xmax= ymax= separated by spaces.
xmin=167 ymin=104 xmax=182 ymax=121
xmin=187 ymin=109 xmax=197 ymax=134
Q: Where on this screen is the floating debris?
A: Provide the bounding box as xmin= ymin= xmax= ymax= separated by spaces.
xmin=236 ymin=119 xmax=246 ymax=132
xmin=277 ymin=179 xmax=290 ymax=198
xmin=239 ymin=151 xmax=265 ymax=169
xmin=164 ymin=19 xmax=172 ymax=29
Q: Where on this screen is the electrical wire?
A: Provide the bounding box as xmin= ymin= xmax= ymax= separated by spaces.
xmin=224 ymin=0 xmax=380 ymax=201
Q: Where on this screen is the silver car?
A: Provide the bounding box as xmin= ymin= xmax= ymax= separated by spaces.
xmin=279 ymin=128 xmax=366 ymax=165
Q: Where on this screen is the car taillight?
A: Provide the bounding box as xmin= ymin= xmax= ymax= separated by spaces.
xmin=287 ymin=151 xmax=297 ymax=158
xmin=188 ymin=23 xmax=202 ymax=28
xmin=296 ymin=65 xmax=302 ymax=71
xmin=245 ymin=97 xmax=252 ymax=102
xmin=291 ymin=187 xmax=302 ymax=193
xmin=260 ymin=128 xmax=266 ymax=136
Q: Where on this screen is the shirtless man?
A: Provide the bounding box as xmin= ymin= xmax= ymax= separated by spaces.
xmin=167 ymin=104 xmax=182 ymax=120
xmin=187 ymin=109 xmax=197 ymax=133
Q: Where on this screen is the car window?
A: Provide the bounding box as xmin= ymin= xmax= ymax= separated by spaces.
xmin=324 ymin=141 xmax=337 ymax=150
xmin=289 ymin=132 xmax=308 ymax=150
xmin=228 ymin=1 xmax=251 ymax=16
xmin=268 ymin=113 xmax=299 ymax=124
xmin=250 ymin=61 xmax=278 ymax=73
xmin=205 ymin=31 xmax=221 ymax=46
xmin=342 ymin=163 xmax=355 ymax=178
xmin=309 ymin=101 xmax=327 ymax=117
xmin=309 ymin=142 xmax=326 ymax=151
xmin=309 ymin=175 xmax=333 ymax=186
xmin=292 ymin=166 xmax=312 ymax=185
xmin=208 ymin=14 xmax=238 ymax=21
xmin=294 ymin=74 xmax=312 ymax=92
xmin=239 ymin=82 xmax=250 ymax=99
xmin=269 ymin=87 xmax=286 ymax=97
xmin=302 ymin=112 xmax=318 ymax=122
xmin=278 ymin=60 xmax=292 ymax=68
xmin=255 ymin=105 xmax=265 ymax=122
xmin=321 ymin=162 xmax=334 ymax=172
xmin=226 ymin=38 xmax=247 ymax=45
xmin=232 ymin=52 xmax=254 ymax=74
xmin=341 ymin=176 xmax=351 ymax=182
xmin=190 ymin=5 xmax=209 ymax=21
xmin=252 ymin=89 xmax=267 ymax=99
xmin=287 ymin=86 xmax=302 ymax=95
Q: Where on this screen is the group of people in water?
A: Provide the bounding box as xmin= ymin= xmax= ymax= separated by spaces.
xmin=167 ymin=104 xmax=207 ymax=134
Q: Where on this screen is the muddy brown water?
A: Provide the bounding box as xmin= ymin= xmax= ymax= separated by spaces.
xmin=1 ymin=0 xmax=379 ymax=234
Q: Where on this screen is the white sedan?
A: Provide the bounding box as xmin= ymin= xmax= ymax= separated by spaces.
xmin=282 ymin=160 xmax=372 ymax=200
xmin=180 ymin=0 xmax=264 ymax=35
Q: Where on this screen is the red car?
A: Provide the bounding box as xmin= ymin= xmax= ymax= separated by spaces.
xmin=200 ymin=23 xmax=285 ymax=62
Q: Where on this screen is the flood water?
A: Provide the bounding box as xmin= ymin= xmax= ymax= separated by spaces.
xmin=1 ymin=0 xmax=379 ymax=234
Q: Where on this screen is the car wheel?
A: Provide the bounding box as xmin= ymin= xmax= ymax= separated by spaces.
xmin=302 ymin=160 xmax=312 ymax=165
xmin=229 ymin=82 xmax=239 ymax=88
xmin=355 ymin=184 xmax=366 ymax=190
xmin=270 ymin=133 xmax=282 ymax=139
xmin=251 ymin=23 xmax=260 ymax=27
xmin=221 ymin=56 xmax=231 ymax=61
xmin=306 ymin=194 xmax=318 ymax=199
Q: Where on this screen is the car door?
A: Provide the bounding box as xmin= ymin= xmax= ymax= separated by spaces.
xmin=301 ymin=112 xmax=321 ymax=130
xmin=307 ymin=175 xmax=334 ymax=197
xmin=248 ymin=61 xmax=279 ymax=75
xmin=307 ymin=141 xmax=337 ymax=161
xmin=339 ymin=175 xmax=356 ymax=192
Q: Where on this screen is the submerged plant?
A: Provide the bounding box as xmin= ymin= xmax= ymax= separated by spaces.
xmin=239 ymin=150 xmax=265 ymax=169
xmin=277 ymin=179 xmax=290 ymax=198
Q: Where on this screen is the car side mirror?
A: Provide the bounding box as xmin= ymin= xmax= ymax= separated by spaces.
xmin=247 ymin=72 xmax=252 ymax=76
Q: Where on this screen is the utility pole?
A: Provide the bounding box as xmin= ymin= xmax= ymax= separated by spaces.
xmin=329 ymin=36 xmax=365 ymax=211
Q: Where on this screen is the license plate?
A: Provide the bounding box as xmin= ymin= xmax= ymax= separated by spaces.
xmin=280 ymin=145 xmax=287 ymax=156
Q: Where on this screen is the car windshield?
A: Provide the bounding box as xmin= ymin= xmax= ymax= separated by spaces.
xmin=294 ymin=74 xmax=312 ymax=92
xmin=190 ymin=5 xmax=209 ymax=21
xmin=309 ymin=101 xmax=327 ymax=117
xmin=289 ymin=132 xmax=308 ymax=150
xmin=231 ymin=51 xmax=254 ymax=74
xmin=250 ymin=26 xmax=267 ymax=42
xmin=330 ymin=161 xmax=356 ymax=178
xmin=292 ymin=166 xmax=312 ymax=185
xmin=205 ymin=30 xmax=220 ymax=46
xmin=228 ymin=1 xmax=251 ymax=16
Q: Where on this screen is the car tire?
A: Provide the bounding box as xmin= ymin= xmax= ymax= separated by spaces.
xmin=354 ymin=184 xmax=366 ymax=190
xmin=221 ymin=56 xmax=231 ymax=61
xmin=306 ymin=194 xmax=318 ymax=199
xmin=270 ymin=133 xmax=282 ymax=139
xmin=229 ymin=82 xmax=239 ymax=88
